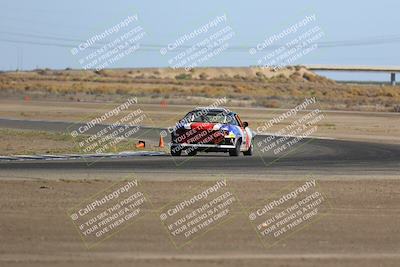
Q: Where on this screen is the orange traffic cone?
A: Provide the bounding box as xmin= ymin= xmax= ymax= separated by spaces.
xmin=158 ymin=134 xmax=165 ymax=148
xmin=135 ymin=141 xmax=145 ymax=149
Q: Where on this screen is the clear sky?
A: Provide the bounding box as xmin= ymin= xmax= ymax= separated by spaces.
xmin=0 ymin=0 xmax=399 ymax=80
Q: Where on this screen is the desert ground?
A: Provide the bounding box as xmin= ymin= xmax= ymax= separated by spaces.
xmin=1 ymin=67 xmax=399 ymax=112
xmin=0 ymin=177 xmax=399 ymax=267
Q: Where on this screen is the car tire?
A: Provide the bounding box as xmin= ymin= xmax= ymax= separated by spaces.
xmin=229 ymin=139 xmax=241 ymax=156
xmin=170 ymin=145 xmax=182 ymax=156
xmin=187 ymin=149 xmax=197 ymax=156
xmin=243 ymin=143 xmax=253 ymax=156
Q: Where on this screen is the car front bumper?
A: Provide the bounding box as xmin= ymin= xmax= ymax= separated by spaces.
xmin=171 ymin=143 xmax=236 ymax=149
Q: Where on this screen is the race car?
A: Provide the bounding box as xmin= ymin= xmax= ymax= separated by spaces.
xmin=170 ymin=107 xmax=254 ymax=156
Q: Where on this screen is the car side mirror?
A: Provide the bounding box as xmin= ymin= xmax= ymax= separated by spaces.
xmin=243 ymin=121 xmax=249 ymax=128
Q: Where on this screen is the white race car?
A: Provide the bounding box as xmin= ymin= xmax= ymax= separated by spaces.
xmin=170 ymin=107 xmax=254 ymax=156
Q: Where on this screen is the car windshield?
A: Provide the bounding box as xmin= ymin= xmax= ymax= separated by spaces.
xmin=183 ymin=111 xmax=229 ymax=123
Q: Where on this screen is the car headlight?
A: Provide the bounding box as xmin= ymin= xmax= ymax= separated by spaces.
xmin=225 ymin=131 xmax=236 ymax=138
xmin=212 ymin=124 xmax=222 ymax=130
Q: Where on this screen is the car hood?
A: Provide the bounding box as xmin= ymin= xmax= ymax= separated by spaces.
xmin=184 ymin=122 xmax=223 ymax=131
xmin=180 ymin=122 xmax=236 ymax=134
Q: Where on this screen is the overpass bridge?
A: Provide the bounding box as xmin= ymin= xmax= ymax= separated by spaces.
xmin=305 ymin=65 xmax=400 ymax=86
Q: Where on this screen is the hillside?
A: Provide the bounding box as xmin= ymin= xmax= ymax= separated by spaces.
xmin=0 ymin=66 xmax=399 ymax=112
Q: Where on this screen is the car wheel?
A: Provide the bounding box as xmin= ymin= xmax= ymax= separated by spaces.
xmin=229 ymin=139 xmax=241 ymax=156
xmin=170 ymin=145 xmax=182 ymax=156
xmin=187 ymin=149 xmax=197 ymax=156
xmin=243 ymin=143 xmax=253 ymax=156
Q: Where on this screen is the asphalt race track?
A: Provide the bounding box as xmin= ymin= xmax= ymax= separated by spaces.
xmin=0 ymin=118 xmax=399 ymax=176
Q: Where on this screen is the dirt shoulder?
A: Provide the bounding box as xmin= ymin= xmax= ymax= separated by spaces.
xmin=0 ymin=178 xmax=399 ymax=267
xmin=0 ymin=128 xmax=148 ymax=155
